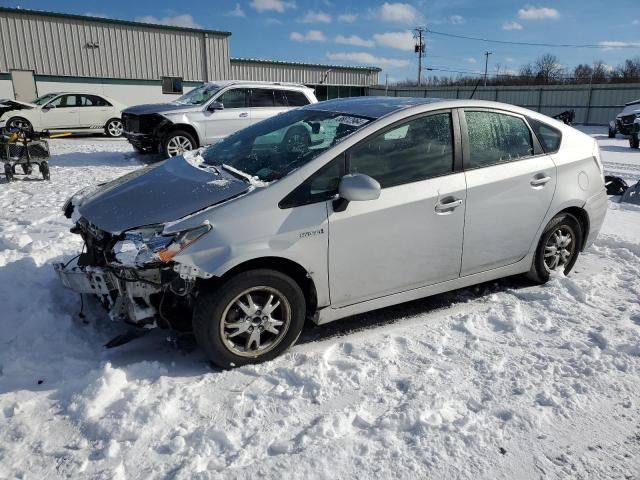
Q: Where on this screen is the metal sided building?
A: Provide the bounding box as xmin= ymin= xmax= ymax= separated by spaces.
xmin=0 ymin=7 xmax=380 ymax=106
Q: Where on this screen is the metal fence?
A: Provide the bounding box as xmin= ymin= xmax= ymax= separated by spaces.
xmin=368 ymin=83 xmax=640 ymax=125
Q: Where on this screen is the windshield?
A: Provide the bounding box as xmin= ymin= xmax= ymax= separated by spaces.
xmin=175 ymin=84 xmax=221 ymax=105
xmin=202 ymin=109 xmax=373 ymax=182
xmin=33 ymin=93 xmax=57 ymax=105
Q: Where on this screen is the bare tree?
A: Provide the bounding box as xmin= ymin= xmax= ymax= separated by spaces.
xmin=573 ymin=64 xmax=593 ymax=84
xmin=591 ymin=60 xmax=609 ymax=83
xmin=534 ymin=54 xmax=564 ymax=84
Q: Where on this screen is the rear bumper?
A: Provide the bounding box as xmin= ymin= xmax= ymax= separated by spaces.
xmin=583 ymin=188 xmax=608 ymax=249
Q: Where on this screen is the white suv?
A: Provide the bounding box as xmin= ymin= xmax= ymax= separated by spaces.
xmin=121 ymin=81 xmax=318 ymax=157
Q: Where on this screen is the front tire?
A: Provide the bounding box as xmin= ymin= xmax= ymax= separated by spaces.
xmin=631 ymin=133 xmax=639 ymax=149
xmin=163 ymin=130 xmax=196 ymax=158
xmin=105 ymin=118 xmax=123 ymax=137
xmin=529 ymin=213 xmax=583 ymax=283
xmin=6 ymin=117 xmax=33 ymax=132
xmin=193 ymin=269 xmax=306 ymax=368
xmin=608 ymin=125 xmax=616 ymax=138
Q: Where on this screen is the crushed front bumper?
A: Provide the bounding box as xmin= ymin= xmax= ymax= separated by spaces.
xmin=54 ymin=257 xmax=162 ymax=325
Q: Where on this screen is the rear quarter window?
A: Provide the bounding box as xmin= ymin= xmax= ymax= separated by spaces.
xmin=529 ymin=118 xmax=562 ymax=153
xmin=286 ymin=91 xmax=311 ymax=106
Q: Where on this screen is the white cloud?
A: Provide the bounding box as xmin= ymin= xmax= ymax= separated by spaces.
xmin=466 ymin=57 xmax=477 ymax=64
xmin=378 ymin=2 xmax=422 ymax=24
xmin=226 ymin=3 xmax=246 ymax=17
xmin=327 ymin=52 xmax=410 ymax=68
xmin=505 ymin=57 xmax=515 ymax=63
xmin=137 ymin=14 xmax=201 ymax=29
xmin=517 ymin=6 xmax=559 ymax=20
xmin=338 ymin=13 xmax=357 ymax=23
xmin=632 ymin=19 xmax=639 ymax=25
xmin=250 ymin=0 xmax=296 ymax=13
xmin=299 ymin=11 xmax=331 ymax=23
xmin=265 ymin=18 xmax=283 ymax=25
xmin=502 ymin=21 xmax=523 ymax=30
xmin=598 ymin=40 xmax=640 ymax=50
xmin=290 ymin=30 xmax=326 ymax=42
xmin=335 ymin=35 xmax=375 ymax=47
xmin=449 ymin=15 xmax=465 ymax=25
xmin=372 ymin=31 xmax=415 ymax=51
xmin=84 ymin=12 xmax=110 ymax=18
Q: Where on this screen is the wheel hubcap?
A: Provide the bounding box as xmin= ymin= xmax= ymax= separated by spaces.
xmin=220 ymin=287 xmax=291 ymax=357
xmin=108 ymin=120 xmax=123 ymax=136
xmin=167 ymin=136 xmax=193 ymax=156
xmin=543 ymin=226 xmax=575 ymax=273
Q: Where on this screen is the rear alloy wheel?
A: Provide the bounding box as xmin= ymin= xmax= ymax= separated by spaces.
xmin=105 ymin=118 xmax=123 ymax=137
xmin=193 ymin=269 xmax=306 ymax=368
xmin=7 ymin=117 xmax=32 ymax=132
xmin=529 ymin=212 xmax=583 ymax=283
xmin=163 ymin=131 xmax=196 ymax=158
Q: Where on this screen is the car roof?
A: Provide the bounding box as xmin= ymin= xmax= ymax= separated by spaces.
xmin=204 ymin=80 xmax=312 ymax=90
xmin=303 ymin=96 xmax=563 ymax=123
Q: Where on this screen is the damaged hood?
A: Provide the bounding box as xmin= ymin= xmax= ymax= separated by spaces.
xmin=0 ymin=99 xmax=35 ymax=116
xmin=77 ymin=156 xmax=250 ymax=233
xmin=122 ymin=102 xmax=201 ymax=116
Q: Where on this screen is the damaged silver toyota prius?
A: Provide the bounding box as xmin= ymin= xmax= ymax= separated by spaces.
xmin=55 ymin=97 xmax=607 ymax=367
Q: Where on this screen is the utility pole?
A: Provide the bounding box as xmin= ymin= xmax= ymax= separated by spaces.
xmin=483 ymin=51 xmax=492 ymax=87
xmin=414 ymin=27 xmax=426 ymax=87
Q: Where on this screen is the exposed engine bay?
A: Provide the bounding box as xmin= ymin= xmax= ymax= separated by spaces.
xmin=55 ymin=216 xmax=211 ymax=330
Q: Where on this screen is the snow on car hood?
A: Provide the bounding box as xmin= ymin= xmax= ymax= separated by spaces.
xmin=122 ymin=102 xmax=201 ymax=116
xmin=77 ymin=155 xmax=250 ymax=233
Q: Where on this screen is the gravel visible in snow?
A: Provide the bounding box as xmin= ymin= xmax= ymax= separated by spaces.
xmin=1 ymin=129 xmax=640 ymax=479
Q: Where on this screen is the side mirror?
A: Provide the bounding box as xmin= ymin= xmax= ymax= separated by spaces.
xmin=207 ymin=101 xmax=224 ymax=112
xmin=334 ymin=174 xmax=381 ymax=212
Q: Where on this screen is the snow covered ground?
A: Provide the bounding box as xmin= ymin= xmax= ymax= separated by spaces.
xmin=1 ymin=128 xmax=639 ymax=479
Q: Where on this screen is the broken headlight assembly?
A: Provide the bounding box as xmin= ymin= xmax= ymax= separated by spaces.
xmin=112 ymin=223 xmax=211 ymax=267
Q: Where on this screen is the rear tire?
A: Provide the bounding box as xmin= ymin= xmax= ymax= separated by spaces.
xmin=193 ymin=269 xmax=306 ymax=368
xmin=40 ymin=162 xmax=50 ymax=180
xmin=631 ymin=134 xmax=639 ymax=149
xmin=608 ymin=125 xmax=616 ymax=138
xmin=105 ymin=118 xmax=123 ymax=137
xmin=163 ymin=130 xmax=196 ymax=158
xmin=528 ymin=212 xmax=583 ymax=283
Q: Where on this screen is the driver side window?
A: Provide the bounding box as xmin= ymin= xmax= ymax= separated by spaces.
xmin=218 ymin=89 xmax=248 ymax=109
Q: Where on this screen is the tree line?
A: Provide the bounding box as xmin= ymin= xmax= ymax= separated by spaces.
xmin=395 ymin=54 xmax=640 ymax=87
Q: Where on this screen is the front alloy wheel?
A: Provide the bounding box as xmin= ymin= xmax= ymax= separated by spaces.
xmin=220 ymin=287 xmax=291 ymax=357
xmin=193 ymin=269 xmax=306 ymax=368
xmin=164 ymin=131 xmax=196 ymax=158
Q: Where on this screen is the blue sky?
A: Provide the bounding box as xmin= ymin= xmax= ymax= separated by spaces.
xmin=3 ymin=0 xmax=640 ymax=82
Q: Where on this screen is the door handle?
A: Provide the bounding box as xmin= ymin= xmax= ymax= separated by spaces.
xmin=239 ymin=112 xmax=248 ymax=118
xmin=435 ymin=197 xmax=463 ymax=213
xmin=530 ymin=176 xmax=551 ymax=187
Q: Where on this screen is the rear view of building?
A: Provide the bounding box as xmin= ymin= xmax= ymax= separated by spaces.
xmin=0 ymin=7 xmax=380 ymax=106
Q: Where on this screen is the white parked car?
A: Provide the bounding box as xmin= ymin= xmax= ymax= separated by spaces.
xmin=0 ymin=92 xmax=125 ymax=137
xmin=121 ymin=81 xmax=318 ymax=157
xmin=55 ymin=97 xmax=607 ymax=367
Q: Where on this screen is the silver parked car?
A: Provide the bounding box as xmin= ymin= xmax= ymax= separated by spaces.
xmin=55 ymin=97 xmax=607 ymax=367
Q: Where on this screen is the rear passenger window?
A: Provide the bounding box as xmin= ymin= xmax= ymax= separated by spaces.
xmin=251 ymin=89 xmax=275 ymax=107
xmin=274 ymin=90 xmax=288 ymax=107
xmin=529 ymin=118 xmax=562 ymax=153
xmin=465 ymin=111 xmax=534 ymax=169
xmin=348 ymin=113 xmax=454 ymax=188
xmin=219 ymin=89 xmax=248 ymax=109
xmin=286 ymin=91 xmax=310 ymax=106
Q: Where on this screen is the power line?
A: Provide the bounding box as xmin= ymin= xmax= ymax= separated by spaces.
xmin=427 ymin=29 xmax=640 ymax=49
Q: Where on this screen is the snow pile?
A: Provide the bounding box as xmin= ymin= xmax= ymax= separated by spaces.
xmin=1 ymin=131 xmax=640 ymax=478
